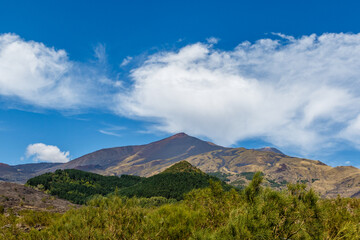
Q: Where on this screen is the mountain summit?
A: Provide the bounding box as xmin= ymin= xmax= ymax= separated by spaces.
xmin=256 ymin=147 xmax=284 ymax=155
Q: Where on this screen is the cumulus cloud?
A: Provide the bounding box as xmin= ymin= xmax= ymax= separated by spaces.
xmin=0 ymin=33 xmax=112 ymax=110
xmin=26 ymin=143 xmax=70 ymax=163
xmin=117 ymin=33 xmax=360 ymax=153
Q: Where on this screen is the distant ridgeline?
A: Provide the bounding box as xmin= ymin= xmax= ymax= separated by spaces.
xmin=26 ymin=161 xmax=232 ymax=204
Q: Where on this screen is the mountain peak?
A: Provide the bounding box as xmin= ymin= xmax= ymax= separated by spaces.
xmin=256 ymin=147 xmax=284 ymax=155
xmin=168 ymin=132 xmax=189 ymax=139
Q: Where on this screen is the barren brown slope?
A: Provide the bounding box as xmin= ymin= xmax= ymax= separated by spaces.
xmin=0 ymin=182 xmax=77 ymax=213
xmin=176 ymin=148 xmax=360 ymax=198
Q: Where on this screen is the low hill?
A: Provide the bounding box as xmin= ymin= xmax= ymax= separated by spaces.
xmin=0 ymin=181 xmax=76 ymax=213
xmin=119 ymin=161 xmax=232 ymax=200
xmin=161 ymin=160 xmax=205 ymax=174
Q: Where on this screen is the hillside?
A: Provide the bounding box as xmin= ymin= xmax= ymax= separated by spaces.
xmin=181 ymin=148 xmax=360 ymax=198
xmin=0 ymin=181 xmax=76 ymax=213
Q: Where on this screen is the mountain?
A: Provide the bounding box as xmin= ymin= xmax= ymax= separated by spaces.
xmin=43 ymin=132 xmax=225 ymax=176
xmin=1 ymin=133 xmax=360 ymax=198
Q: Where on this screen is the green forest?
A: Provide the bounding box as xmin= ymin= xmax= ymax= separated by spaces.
xmin=1 ymin=165 xmax=359 ymax=239
xmin=26 ymin=169 xmax=144 ymax=204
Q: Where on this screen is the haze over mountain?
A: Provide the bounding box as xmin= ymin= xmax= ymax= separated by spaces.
xmin=1 ymin=133 xmax=359 ymax=198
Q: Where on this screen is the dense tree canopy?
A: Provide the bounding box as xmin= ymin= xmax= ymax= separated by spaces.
xmin=26 ymin=169 xmax=143 ymax=204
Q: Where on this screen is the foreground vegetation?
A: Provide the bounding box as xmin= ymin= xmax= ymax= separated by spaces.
xmin=1 ymin=172 xmax=359 ymax=239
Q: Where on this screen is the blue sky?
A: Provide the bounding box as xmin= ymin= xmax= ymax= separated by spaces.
xmin=1 ymin=0 xmax=360 ymax=167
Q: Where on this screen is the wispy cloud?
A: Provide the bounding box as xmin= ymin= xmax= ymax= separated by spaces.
xmin=98 ymin=125 xmax=126 ymax=137
xmin=26 ymin=143 xmax=70 ymax=163
xmin=98 ymin=129 xmax=122 ymax=137
xmin=94 ymin=43 xmax=107 ymax=64
xmin=120 ymin=56 xmax=133 ymax=67
xmin=116 ymin=33 xmax=360 ymax=155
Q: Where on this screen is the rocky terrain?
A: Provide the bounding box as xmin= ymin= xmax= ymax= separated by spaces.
xmin=0 ymin=181 xmax=77 ymax=213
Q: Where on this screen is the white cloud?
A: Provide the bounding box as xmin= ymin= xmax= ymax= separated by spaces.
xmin=0 ymin=33 xmax=112 ymax=110
xmin=99 ymin=130 xmax=122 ymax=137
xmin=339 ymin=114 xmax=360 ymax=148
xmin=206 ymin=37 xmax=219 ymax=44
xmin=117 ymin=33 xmax=360 ymax=154
xmin=26 ymin=143 xmax=70 ymax=163
xmin=94 ymin=43 xmax=107 ymax=64
xmin=120 ymin=56 xmax=133 ymax=67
